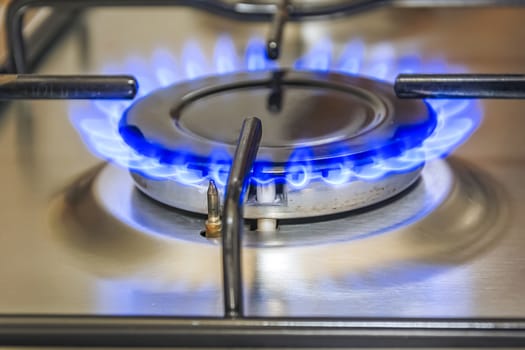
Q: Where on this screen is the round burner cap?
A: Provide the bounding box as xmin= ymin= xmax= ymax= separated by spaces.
xmin=120 ymin=69 xmax=436 ymax=174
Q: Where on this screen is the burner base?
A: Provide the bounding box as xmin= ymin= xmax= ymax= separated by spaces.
xmin=91 ymin=160 xmax=452 ymax=247
xmin=130 ymin=167 xmax=423 ymax=220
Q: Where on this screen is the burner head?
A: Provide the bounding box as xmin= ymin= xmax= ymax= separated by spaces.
xmin=121 ymin=69 xmax=435 ymax=166
xmin=120 ymin=69 xmax=436 ymax=219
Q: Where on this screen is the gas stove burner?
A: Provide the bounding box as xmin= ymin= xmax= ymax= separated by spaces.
xmin=120 ymin=69 xmax=436 ymax=219
xmin=90 ymin=160 xmax=453 ymax=247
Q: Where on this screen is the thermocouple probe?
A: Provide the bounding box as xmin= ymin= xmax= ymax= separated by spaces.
xmin=395 ymin=74 xmax=525 ymax=99
xmin=0 ymin=75 xmax=138 ymax=99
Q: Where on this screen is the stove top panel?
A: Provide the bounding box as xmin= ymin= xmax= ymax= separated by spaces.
xmin=0 ymin=7 xmax=525 ymax=319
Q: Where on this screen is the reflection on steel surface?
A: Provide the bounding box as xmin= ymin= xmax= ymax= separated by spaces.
xmin=48 ymin=158 xmax=507 ymax=316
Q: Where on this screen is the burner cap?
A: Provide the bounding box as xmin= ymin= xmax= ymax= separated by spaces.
xmin=119 ymin=69 xmax=436 ymax=219
xmin=120 ymin=69 xmax=436 ymax=167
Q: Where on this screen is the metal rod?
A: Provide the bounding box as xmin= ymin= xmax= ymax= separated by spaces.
xmin=0 ymin=10 xmax=78 ymax=73
xmin=8 ymin=0 xmax=522 ymax=72
xmin=2 ymin=315 xmax=525 ymax=347
xmin=395 ymin=74 xmax=525 ymax=99
xmin=222 ymin=117 xmax=262 ymax=318
xmin=0 ymin=74 xmax=137 ymax=100
xmin=393 ymin=0 xmax=525 ymax=6
xmin=5 ymin=0 xmax=388 ymax=73
xmin=266 ymin=0 xmax=290 ymax=60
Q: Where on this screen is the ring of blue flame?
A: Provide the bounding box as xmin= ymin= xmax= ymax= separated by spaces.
xmin=69 ymin=36 xmax=482 ymax=189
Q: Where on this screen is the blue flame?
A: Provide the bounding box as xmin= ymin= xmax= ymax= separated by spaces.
xmin=70 ymin=36 xmax=482 ymax=189
xmin=294 ymin=40 xmax=333 ymax=71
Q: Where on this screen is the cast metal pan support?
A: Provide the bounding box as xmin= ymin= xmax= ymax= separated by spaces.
xmin=6 ymin=0 xmax=525 ymax=73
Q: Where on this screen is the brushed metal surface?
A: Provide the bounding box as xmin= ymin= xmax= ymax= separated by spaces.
xmin=0 ymin=7 xmax=524 ymax=318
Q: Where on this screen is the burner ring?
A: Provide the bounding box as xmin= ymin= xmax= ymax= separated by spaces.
xmin=131 ymin=167 xmax=422 ymax=219
xmin=120 ymin=69 xmax=436 ymax=169
xmin=120 ymin=69 xmax=436 ymax=219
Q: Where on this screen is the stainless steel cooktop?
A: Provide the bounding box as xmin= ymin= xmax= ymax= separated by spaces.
xmin=1 ymin=3 xmax=525 ymax=329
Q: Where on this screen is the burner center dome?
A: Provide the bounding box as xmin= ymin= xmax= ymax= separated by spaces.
xmin=178 ymin=84 xmax=383 ymax=148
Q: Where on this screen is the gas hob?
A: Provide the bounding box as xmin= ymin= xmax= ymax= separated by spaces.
xmin=1 ymin=2 xmax=525 ymax=347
